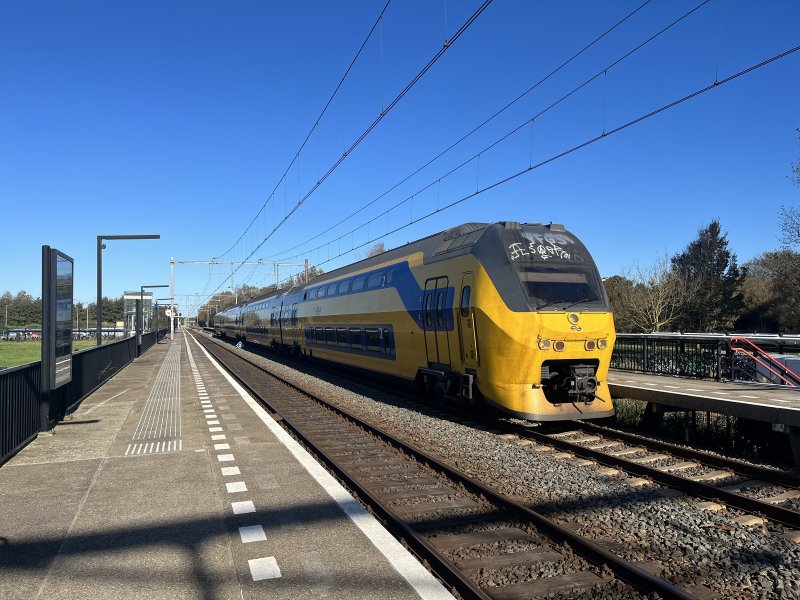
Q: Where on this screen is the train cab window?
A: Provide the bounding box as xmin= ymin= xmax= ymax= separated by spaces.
xmin=336 ymin=327 xmax=348 ymax=346
xmin=460 ymin=286 xmax=471 ymax=317
xmin=349 ymin=328 xmax=362 ymax=348
xmin=365 ymin=328 xmax=381 ymax=352
xmin=352 ymin=276 xmax=366 ymax=291
xmin=424 ymin=294 xmax=433 ymax=328
xmin=327 ymin=284 xmax=338 ymax=297
xmin=516 ymin=265 xmax=604 ymax=310
xmin=436 ymin=292 xmax=446 ymax=328
xmin=338 ymin=280 xmax=350 ymax=294
xmin=367 ymin=272 xmax=383 ymax=288
xmin=291 ymin=303 xmax=298 ymax=326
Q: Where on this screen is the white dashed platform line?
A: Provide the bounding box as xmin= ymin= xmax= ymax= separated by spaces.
xmin=232 ymin=500 xmax=256 ymax=515
xmin=685 ymin=388 xmax=703 ymax=392
xmin=226 ymin=481 xmax=247 ymax=493
xmin=217 ymin=454 xmax=235 ymax=462
xmin=221 ymin=466 xmax=241 ymax=476
xmin=211 ymin=434 xmax=227 ymax=441
xmin=663 ymin=385 xmax=680 ymax=389
xmin=239 ymin=524 xmax=267 ymax=543
xmin=739 ymin=395 xmax=760 ymax=399
xmin=214 ymin=443 xmax=231 ymax=450
xmin=209 ymin=427 xmax=223 ymax=432
xmin=249 ymin=557 xmax=281 ymax=581
xmin=208 ymin=420 xmax=220 ymax=425
xmin=190 ymin=333 xmax=455 ymax=600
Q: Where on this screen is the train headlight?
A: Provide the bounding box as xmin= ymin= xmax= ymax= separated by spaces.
xmin=538 ymin=338 xmax=551 ymax=350
xmin=553 ymin=340 xmax=566 ymax=352
xmin=585 ymin=340 xmax=596 ymax=351
xmin=597 ymin=338 xmax=608 ymax=350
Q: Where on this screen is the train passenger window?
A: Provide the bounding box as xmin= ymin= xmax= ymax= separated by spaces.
xmin=460 ymin=286 xmax=471 ymax=317
xmin=336 ymin=328 xmax=348 ymax=346
xmin=352 ymin=276 xmax=366 ymax=291
xmin=315 ymin=327 xmax=323 ymax=343
xmin=349 ymin=328 xmax=362 ymax=348
xmin=292 ymin=303 xmax=298 ymax=326
xmin=338 ymin=280 xmax=350 ymax=294
xmin=382 ymin=328 xmax=392 ymax=354
xmin=325 ymin=327 xmax=335 ymax=345
xmin=309 ymin=288 xmax=318 ymax=300
xmin=436 ymin=292 xmax=445 ymax=328
xmin=327 ymin=284 xmax=338 ymax=297
xmin=424 ymin=294 xmax=433 ymax=328
xmin=318 ymin=287 xmax=326 ymax=298
xmin=367 ymin=272 xmax=383 ymax=288
xmin=365 ymin=328 xmax=381 ymax=352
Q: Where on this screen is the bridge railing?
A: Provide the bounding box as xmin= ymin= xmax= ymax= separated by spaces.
xmin=611 ymin=333 xmax=800 ymax=383
xmin=1 ymin=328 xmax=168 ymax=467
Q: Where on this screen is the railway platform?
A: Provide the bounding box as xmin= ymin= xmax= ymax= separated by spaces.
xmin=607 ymin=370 xmax=800 ymax=463
xmin=0 ymin=332 xmax=454 ymax=600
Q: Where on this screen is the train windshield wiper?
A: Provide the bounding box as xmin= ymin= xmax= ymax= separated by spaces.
xmin=561 ymin=297 xmax=595 ymax=310
xmin=535 ymin=300 xmax=565 ymax=311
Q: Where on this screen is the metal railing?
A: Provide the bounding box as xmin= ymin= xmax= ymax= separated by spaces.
xmin=611 ymin=333 xmax=800 ymax=383
xmin=0 ymin=328 xmax=167 ymax=467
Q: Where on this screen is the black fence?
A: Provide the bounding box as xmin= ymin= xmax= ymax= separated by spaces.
xmin=1 ymin=329 xmax=168 ymax=467
xmin=611 ymin=333 xmax=800 ymax=382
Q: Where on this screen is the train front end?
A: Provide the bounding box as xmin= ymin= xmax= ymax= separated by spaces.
xmin=472 ymin=222 xmax=615 ymax=421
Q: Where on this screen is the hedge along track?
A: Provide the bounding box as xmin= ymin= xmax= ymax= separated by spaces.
xmin=193 ymin=333 xmax=698 ymax=600
xmin=506 ymin=421 xmax=800 ymax=530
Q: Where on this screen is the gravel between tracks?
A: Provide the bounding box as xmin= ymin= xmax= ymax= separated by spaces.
xmin=217 ymin=338 xmax=800 ymax=599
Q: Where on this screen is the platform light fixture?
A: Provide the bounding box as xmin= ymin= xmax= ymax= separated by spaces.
xmin=96 ymin=235 xmax=160 ymax=346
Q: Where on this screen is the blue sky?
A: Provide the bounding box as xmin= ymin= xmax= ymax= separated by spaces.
xmin=2 ymin=0 xmax=798 ymax=317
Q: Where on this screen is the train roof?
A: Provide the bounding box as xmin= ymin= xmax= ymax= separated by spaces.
xmin=217 ymin=221 xmax=590 ymax=314
xmin=303 ymin=221 xmax=576 ymax=285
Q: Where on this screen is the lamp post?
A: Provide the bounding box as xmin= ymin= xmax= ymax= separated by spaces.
xmin=97 ymin=234 xmax=160 ymax=346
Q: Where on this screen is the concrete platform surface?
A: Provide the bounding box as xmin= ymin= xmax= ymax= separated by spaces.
xmin=0 ymin=332 xmax=454 ymax=600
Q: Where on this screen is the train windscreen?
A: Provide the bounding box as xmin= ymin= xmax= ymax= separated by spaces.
xmin=516 ymin=264 xmax=606 ymax=310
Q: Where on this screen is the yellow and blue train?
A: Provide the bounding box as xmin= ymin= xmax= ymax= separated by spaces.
xmin=214 ymin=221 xmax=616 ymax=421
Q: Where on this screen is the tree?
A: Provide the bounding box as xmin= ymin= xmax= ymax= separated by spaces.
xmin=671 ymin=220 xmax=744 ymax=332
xmin=607 ymin=255 xmax=693 ymax=332
xmin=780 ymin=205 xmax=800 ymax=247
xmin=738 ymin=249 xmax=800 ymax=333
xmin=363 ymin=243 xmax=386 ymax=259
xmin=779 ymin=128 xmax=800 ymax=246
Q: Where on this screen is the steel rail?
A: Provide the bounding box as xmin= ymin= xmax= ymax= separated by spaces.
xmin=195 ymin=333 xmax=698 ymax=600
xmin=195 ymin=334 xmax=489 ymax=599
xmin=577 ymin=420 xmax=800 ymax=488
xmin=507 ymin=424 xmax=800 ymax=529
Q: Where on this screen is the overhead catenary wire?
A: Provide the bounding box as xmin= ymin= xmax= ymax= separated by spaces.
xmin=259 ymin=44 xmax=800 ymax=288
xmin=268 ymin=0 xmax=714 ymax=266
xmin=261 ymin=0 xmax=656 ymax=262
xmin=217 ymin=0 xmax=393 ymax=260
xmin=218 ymin=0 xmax=492 ymax=263
xmin=200 ymin=0 xmax=494 ymax=306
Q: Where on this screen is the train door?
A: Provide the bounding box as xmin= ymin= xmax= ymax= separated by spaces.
xmin=458 ymin=272 xmax=478 ymax=369
xmin=423 ymin=277 xmax=451 ymax=368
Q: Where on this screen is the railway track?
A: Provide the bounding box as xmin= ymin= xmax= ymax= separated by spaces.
xmin=502 ymin=422 xmax=800 ymax=530
xmin=193 ymin=332 xmax=697 ymax=600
